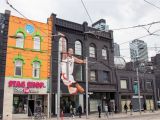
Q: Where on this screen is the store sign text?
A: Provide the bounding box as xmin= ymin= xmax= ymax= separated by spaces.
xmin=8 ymin=80 xmax=45 ymax=88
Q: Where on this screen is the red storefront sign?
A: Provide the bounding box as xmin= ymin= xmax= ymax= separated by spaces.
xmin=8 ymin=80 xmax=45 ymax=88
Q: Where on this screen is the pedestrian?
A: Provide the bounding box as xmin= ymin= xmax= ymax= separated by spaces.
xmin=104 ymin=104 xmax=109 ymax=118
xmin=143 ymin=102 xmax=147 ymax=112
xmin=129 ymin=102 xmax=133 ymax=115
xmin=98 ymin=104 xmax=101 ymax=118
xmin=78 ymin=105 xmax=82 ymax=118
xmin=124 ymin=103 xmax=128 ymax=114
xmin=70 ymin=105 xmax=74 ymax=118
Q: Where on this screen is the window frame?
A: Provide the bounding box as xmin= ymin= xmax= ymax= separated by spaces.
xmin=90 ymin=70 xmax=96 ymax=82
xmin=102 ymin=71 xmax=109 ymax=83
xmin=120 ymin=79 xmax=128 ymax=89
xmin=16 ymin=32 xmax=24 ymax=48
xmin=33 ymin=36 xmax=41 ymax=51
xmin=75 ymin=40 xmax=82 ymax=56
xmin=102 ymin=47 xmax=107 ymax=60
xmin=14 ymin=60 xmax=23 ymax=77
xmin=32 ymin=62 xmax=40 ymax=78
xmin=59 ymin=37 xmax=67 ymax=52
xmin=89 ymin=44 xmax=96 ymax=58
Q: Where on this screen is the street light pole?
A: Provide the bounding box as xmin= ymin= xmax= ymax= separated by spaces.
xmin=57 ymin=39 xmax=61 ymax=120
xmin=136 ymin=45 xmax=141 ymax=115
xmin=136 ymin=67 xmax=141 ymax=114
xmin=85 ymin=57 xmax=89 ymax=119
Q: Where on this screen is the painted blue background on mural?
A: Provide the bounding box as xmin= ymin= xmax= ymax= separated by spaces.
xmin=25 ymin=24 xmax=34 ymax=34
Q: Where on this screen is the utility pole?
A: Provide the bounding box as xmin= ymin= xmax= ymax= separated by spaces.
xmin=85 ymin=57 xmax=88 ymax=119
xmin=136 ymin=43 xmax=141 ymax=115
xmin=57 ymin=40 xmax=61 ymax=120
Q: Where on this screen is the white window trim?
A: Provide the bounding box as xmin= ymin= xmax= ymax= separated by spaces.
xmin=120 ymin=80 xmax=127 ymax=89
xmin=32 ymin=62 xmax=40 ymax=78
xmin=14 ymin=60 xmax=23 ymax=77
xmin=89 ymin=46 xmax=96 ymax=58
xmin=33 ymin=36 xmax=41 ymax=51
xmin=75 ymin=41 xmax=82 ymax=55
xmin=16 ymin=33 xmax=24 ymax=48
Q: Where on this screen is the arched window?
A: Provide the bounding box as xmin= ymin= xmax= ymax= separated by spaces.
xmin=102 ymin=47 xmax=107 ymax=59
xmin=59 ymin=37 xmax=67 ymax=52
xmin=89 ymin=44 xmax=96 ymax=58
xmin=32 ymin=62 xmax=40 ymax=78
xmin=75 ymin=40 xmax=82 ymax=55
xmin=16 ymin=32 xmax=24 ymax=48
xmin=33 ymin=36 xmax=41 ymax=51
xmin=15 ymin=60 xmax=23 ymax=76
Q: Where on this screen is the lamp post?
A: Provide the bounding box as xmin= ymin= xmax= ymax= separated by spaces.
xmin=85 ymin=57 xmax=89 ymax=119
xmin=135 ymin=45 xmax=141 ymax=115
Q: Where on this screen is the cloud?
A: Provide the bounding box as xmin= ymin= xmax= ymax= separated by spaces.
xmin=1 ymin=0 xmax=160 ymax=61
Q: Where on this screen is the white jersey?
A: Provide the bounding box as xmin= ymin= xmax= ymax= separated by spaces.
xmin=61 ymin=56 xmax=74 ymax=75
xmin=61 ymin=56 xmax=75 ymax=86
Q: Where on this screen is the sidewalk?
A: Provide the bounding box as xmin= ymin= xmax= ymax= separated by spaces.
xmin=13 ymin=110 xmax=160 ymax=120
xmin=50 ymin=110 xmax=160 ymax=120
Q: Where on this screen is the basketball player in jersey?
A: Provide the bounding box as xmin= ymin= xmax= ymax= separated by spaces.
xmin=61 ymin=38 xmax=85 ymax=94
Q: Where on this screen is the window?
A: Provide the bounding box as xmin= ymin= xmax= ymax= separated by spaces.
xmin=102 ymin=47 xmax=107 ymax=59
xmin=73 ymin=64 xmax=82 ymax=81
xmin=120 ymin=80 xmax=127 ymax=89
xmin=15 ymin=60 xmax=23 ymax=76
xmin=59 ymin=37 xmax=67 ymax=52
xmin=146 ymin=81 xmax=152 ymax=89
xmin=33 ymin=62 xmax=40 ymax=78
xmin=16 ymin=32 xmax=24 ymax=48
xmin=90 ymin=70 xmax=96 ymax=82
xmin=102 ymin=71 xmax=109 ymax=82
xmin=89 ymin=44 xmax=96 ymax=58
xmin=75 ymin=41 xmax=82 ymax=55
xmin=33 ymin=36 xmax=40 ymax=50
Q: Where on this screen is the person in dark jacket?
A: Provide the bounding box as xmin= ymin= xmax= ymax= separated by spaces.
xmin=129 ymin=102 xmax=133 ymax=115
xmin=98 ymin=104 xmax=101 ymax=118
xmin=143 ymin=102 xmax=147 ymax=112
xmin=78 ymin=105 xmax=82 ymax=118
xmin=124 ymin=103 xmax=128 ymax=114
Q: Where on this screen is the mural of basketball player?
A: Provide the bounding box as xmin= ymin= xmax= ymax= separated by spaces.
xmin=60 ymin=36 xmax=85 ymax=94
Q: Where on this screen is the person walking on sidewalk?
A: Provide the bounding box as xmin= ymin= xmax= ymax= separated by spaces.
xmin=143 ymin=102 xmax=147 ymax=112
xmin=78 ymin=105 xmax=82 ymax=118
xmin=129 ymin=102 xmax=133 ymax=115
xmin=104 ymin=104 xmax=109 ymax=118
xmin=124 ymin=103 xmax=128 ymax=114
xmin=98 ymin=104 xmax=101 ymax=118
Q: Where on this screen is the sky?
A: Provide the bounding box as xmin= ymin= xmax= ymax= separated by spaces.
xmin=1 ymin=0 xmax=160 ymax=61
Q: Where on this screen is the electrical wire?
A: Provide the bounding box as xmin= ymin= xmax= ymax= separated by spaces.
xmin=5 ymin=0 xmax=51 ymax=37
xmin=119 ymin=28 xmax=160 ymax=45
xmin=80 ymin=0 xmax=93 ymax=24
xmin=144 ymin=0 xmax=160 ymax=10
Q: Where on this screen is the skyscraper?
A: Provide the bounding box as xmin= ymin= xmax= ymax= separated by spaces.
xmin=114 ymin=43 xmax=120 ymax=56
xmin=130 ymin=39 xmax=148 ymax=62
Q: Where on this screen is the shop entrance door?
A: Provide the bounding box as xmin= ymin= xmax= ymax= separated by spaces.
xmin=28 ymin=100 xmax=34 ymax=116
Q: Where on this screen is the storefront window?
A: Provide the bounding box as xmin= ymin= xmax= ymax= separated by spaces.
xmin=13 ymin=95 xmax=27 ymax=114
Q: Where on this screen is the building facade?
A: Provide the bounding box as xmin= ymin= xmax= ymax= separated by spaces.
xmin=114 ymin=43 xmax=120 ymax=56
xmin=152 ymin=54 xmax=160 ymax=102
xmin=0 ymin=10 xmax=10 ymax=118
xmin=130 ymin=39 xmax=148 ymax=62
xmin=51 ymin=15 xmax=117 ymax=114
xmin=2 ymin=13 xmax=52 ymax=119
xmin=116 ymin=66 xmax=157 ymax=112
